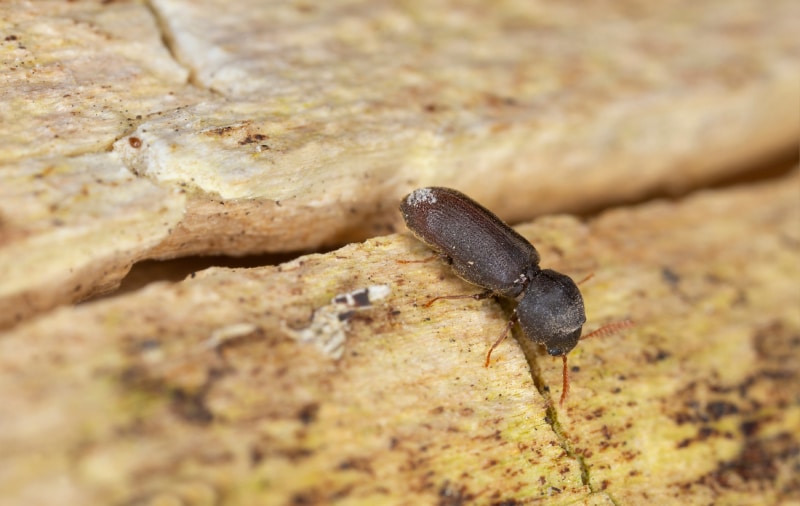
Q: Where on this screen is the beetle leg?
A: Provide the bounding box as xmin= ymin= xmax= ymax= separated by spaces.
xmin=560 ymin=354 xmax=570 ymax=406
xmin=485 ymin=311 xmax=518 ymax=367
xmin=423 ymin=289 xmax=493 ymax=307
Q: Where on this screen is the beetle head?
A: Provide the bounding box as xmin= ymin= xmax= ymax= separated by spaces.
xmin=516 ymin=269 xmax=586 ymax=356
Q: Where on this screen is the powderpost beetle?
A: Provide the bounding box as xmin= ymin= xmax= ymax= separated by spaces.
xmin=401 ymin=187 xmax=596 ymax=405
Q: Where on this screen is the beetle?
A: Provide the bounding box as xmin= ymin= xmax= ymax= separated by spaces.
xmin=400 ymin=186 xmax=619 ymax=405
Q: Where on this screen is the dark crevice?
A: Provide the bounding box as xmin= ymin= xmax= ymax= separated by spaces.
xmin=93 ymin=249 xmax=323 ymax=302
xmin=572 ymin=147 xmax=798 ymax=220
xmin=100 ymin=152 xmax=798 ymax=309
xmin=143 ymin=0 xmax=201 ymax=89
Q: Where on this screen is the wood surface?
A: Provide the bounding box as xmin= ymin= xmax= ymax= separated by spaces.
xmin=2 ymin=169 xmax=798 ymax=504
xmin=1 ymin=1 xmax=799 ymax=504
xmin=1 ymin=0 xmax=798 ymax=325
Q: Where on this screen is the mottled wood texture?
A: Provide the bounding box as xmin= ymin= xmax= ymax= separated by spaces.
xmin=1 ymin=169 xmax=797 ymax=504
xmin=1 ymin=0 xmax=798 ymax=504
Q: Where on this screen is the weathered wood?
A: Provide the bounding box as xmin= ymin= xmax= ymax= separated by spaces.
xmin=2 ymin=0 xmax=798 ymax=325
xmin=1 ymin=168 xmax=797 ymax=505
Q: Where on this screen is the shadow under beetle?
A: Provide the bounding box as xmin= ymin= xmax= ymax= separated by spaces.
xmin=400 ymin=187 xmax=627 ymax=405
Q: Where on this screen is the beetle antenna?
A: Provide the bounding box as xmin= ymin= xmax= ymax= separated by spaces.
xmin=576 ymin=272 xmax=595 ymax=285
xmin=581 ymin=320 xmax=634 ymax=341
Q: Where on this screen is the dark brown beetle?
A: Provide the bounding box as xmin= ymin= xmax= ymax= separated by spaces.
xmin=401 ymin=187 xmax=619 ymax=405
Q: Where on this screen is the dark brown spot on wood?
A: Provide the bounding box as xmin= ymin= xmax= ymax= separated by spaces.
xmin=297 ymin=403 xmax=319 ymax=425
